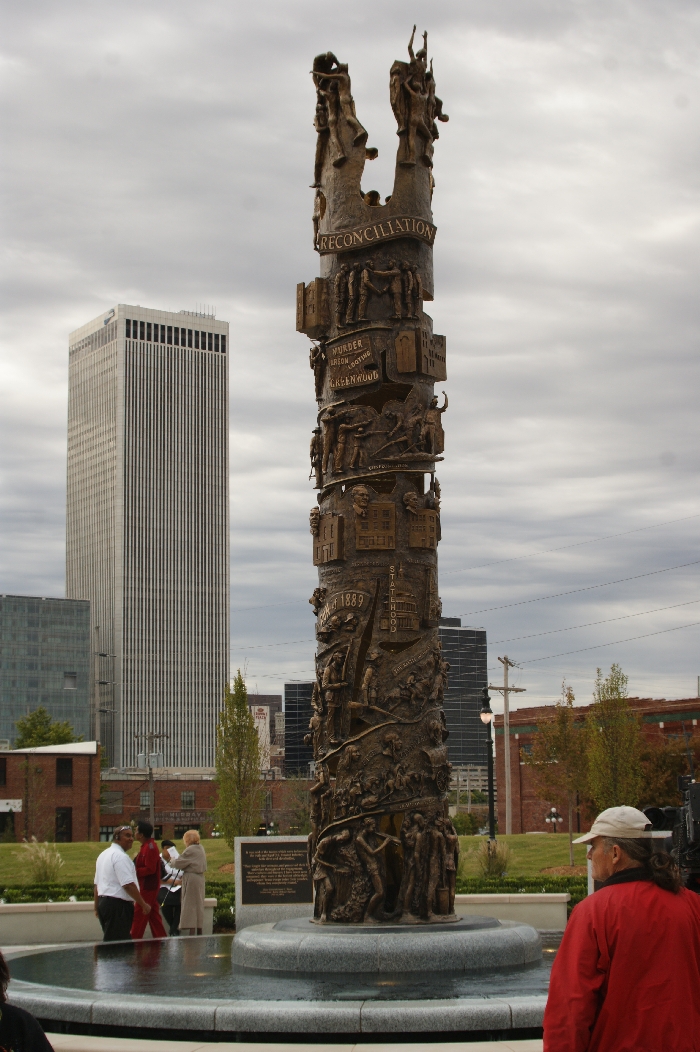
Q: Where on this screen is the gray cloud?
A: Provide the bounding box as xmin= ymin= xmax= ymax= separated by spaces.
xmin=2 ymin=0 xmax=699 ymax=712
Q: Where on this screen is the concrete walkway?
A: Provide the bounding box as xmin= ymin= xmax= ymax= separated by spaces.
xmin=47 ymin=1038 xmax=544 ymax=1052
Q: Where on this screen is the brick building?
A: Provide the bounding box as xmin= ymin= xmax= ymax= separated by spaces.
xmin=495 ymin=696 xmax=700 ymax=834
xmin=99 ymin=768 xmax=312 ymax=841
xmin=0 ymin=742 xmax=100 ymax=842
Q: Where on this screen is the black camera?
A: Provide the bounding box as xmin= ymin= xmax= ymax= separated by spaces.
xmin=644 ymin=776 xmax=700 ymax=884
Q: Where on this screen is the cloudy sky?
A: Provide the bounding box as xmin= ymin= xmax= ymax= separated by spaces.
xmin=2 ymin=0 xmax=699 ymax=714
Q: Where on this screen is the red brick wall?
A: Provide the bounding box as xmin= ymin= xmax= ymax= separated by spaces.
xmin=495 ymin=697 xmax=700 ymax=834
xmin=99 ymin=776 xmax=310 ymax=838
xmin=0 ymin=750 xmax=101 ymax=841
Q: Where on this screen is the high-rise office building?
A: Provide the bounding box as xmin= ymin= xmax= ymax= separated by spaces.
xmin=0 ymin=595 xmax=91 ymax=746
xmin=66 ymin=305 xmax=229 ymax=767
xmin=284 ymin=682 xmax=314 ymax=775
xmin=439 ymin=618 xmax=488 ymax=767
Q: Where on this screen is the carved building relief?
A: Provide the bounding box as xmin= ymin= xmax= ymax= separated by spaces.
xmin=299 ymin=31 xmax=457 ymax=925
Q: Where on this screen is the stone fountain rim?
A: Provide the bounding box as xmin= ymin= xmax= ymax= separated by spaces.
xmin=4 ymin=940 xmax=548 ymax=1035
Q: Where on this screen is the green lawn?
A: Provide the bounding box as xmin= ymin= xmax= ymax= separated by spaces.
xmin=458 ymin=833 xmax=588 ymax=877
xmin=0 ymin=833 xmax=586 ymax=885
xmin=0 ymin=838 xmax=237 ymax=886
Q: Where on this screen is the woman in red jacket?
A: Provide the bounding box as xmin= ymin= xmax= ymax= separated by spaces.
xmin=544 ymin=805 xmax=700 ymax=1052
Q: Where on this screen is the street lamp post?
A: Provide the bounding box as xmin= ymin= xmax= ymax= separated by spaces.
xmin=480 ymin=688 xmax=496 ymax=843
xmin=545 ymin=807 xmax=563 ymax=832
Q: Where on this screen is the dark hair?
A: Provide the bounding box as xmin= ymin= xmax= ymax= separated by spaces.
xmin=161 ymin=839 xmax=175 ymax=848
xmin=603 ymin=836 xmax=681 ymax=893
xmin=0 ymin=950 xmax=9 ymax=1003
xmin=137 ymin=820 xmax=153 ymax=839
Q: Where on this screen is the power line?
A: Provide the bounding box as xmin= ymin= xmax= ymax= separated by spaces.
xmin=491 ymin=597 xmax=700 ymax=644
xmin=230 ymin=512 xmax=700 ymax=612
xmin=232 ymin=638 xmax=314 ymax=651
xmin=441 ymin=512 xmax=700 ymax=576
xmin=519 ymin=620 xmax=700 ymax=665
xmin=459 ymin=557 xmax=700 ymax=618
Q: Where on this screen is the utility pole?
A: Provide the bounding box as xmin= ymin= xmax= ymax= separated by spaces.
xmin=134 ymin=731 xmax=168 ymax=830
xmin=489 ymin=655 xmax=526 ymax=836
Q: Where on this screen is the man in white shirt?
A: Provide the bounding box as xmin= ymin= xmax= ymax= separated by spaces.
xmin=93 ymin=825 xmax=151 ymax=941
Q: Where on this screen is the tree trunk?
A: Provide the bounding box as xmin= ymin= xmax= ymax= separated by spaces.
xmin=568 ymin=795 xmax=574 ymax=867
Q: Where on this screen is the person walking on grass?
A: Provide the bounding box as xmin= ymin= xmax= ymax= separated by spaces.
xmin=172 ymin=829 xmax=207 ymax=935
xmin=543 ymin=805 xmax=700 ymax=1052
xmin=93 ymin=825 xmax=151 ymax=941
xmin=130 ymin=820 xmax=167 ymax=940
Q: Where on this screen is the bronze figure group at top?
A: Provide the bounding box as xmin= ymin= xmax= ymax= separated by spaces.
xmin=298 ymin=31 xmax=460 ymax=926
xmin=312 ymin=26 xmax=448 ymax=183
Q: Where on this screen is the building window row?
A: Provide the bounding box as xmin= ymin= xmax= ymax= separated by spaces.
xmin=125 ymin=320 xmax=226 ymax=353
xmin=69 ymin=321 xmax=117 ymax=355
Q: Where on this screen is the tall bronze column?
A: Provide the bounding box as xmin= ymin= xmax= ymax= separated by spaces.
xmin=298 ymin=30 xmax=456 ymax=924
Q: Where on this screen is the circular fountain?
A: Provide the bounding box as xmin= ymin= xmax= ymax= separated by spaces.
xmin=7 ymin=933 xmax=552 ymax=1042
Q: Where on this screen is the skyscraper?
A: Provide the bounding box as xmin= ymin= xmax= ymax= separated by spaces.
xmin=66 ymin=305 xmax=229 ymax=767
xmin=438 ymin=617 xmax=488 ymax=767
xmin=0 ymin=595 xmax=91 ymax=746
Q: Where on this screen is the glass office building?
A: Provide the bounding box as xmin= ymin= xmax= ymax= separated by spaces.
xmin=0 ymin=595 xmax=91 ymax=745
xmin=284 ymin=682 xmax=314 ymax=776
xmin=439 ymin=617 xmax=488 ymax=766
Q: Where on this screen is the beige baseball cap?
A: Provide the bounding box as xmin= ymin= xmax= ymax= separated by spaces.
xmin=572 ymin=805 xmax=653 ymax=844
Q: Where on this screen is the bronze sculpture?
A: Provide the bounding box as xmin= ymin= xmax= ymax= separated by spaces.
xmin=298 ymin=28 xmax=458 ymax=924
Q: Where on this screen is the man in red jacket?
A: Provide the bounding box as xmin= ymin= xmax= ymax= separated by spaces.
xmin=130 ymin=820 xmax=167 ymax=939
xmin=544 ymin=805 xmax=700 ymax=1052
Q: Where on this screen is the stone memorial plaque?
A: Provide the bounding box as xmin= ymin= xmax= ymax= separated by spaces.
xmin=409 ymin=509 xmax=439 ymax=549
xmin=356 ymin=503 xmax=395 ymax=550
xmin=240 ymin=841 xmax=313 ymax=906
xmin=327 ymin=333 xmax=380 ymax=389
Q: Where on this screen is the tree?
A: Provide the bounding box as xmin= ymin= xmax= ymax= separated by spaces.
xmin=525 ymin=682 xmax=588 ymax=865
xmin=585 ymin=664 xmax=644 ymax=811
xmin=641 ymin=726 xmax=699 ymax=807
xmin=14 ymin=707 xmax=82 ymax=749
xmin=214 ymin=672 xmax=264 ymax=848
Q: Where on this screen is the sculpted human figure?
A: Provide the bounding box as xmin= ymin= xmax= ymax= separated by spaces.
xmin=349 ymin=425 xmax=372 ymax=468
xmin=316 ymin=61 xmax=368 ymax=146
xmin=442 ymin=817 xmax=459 ymax=914
xmin=309 ymin=427 xmax=323 ymax=486
xmin=321 ymin=408 xmax=339 ymax=475
xmin=403 ymin=491 xmax=421 ymax=515
xmin=426 ymin=818 xmax=447 ymax=920
xmin=313 ymin=829 xmax=351 ymax=922
xmin=334 ymin=264 xmax=349 ymax=327
xmin=322 ymin=650 xmax=348 ymax=743
xmin=420 ymin=394 xmax=448 ymax=455
xmin=345 ymin=263 xmax=361 ymax=324
xmin=312 ymin=53 xmax=346 ymax=167
xmin=360 ymin=651 xmax=381 ymax=712
xmin=312 ymin=99 xmax=329 ymax=187
xmin=355 ymin=817 xmax=396 ymax=922
xmin=374 ymin=259 xmax=403 ymax=319
xmin=358 ymin=261 xmax=385 ymax=321
xmin=411 ymin=265 xmax=424 ymax=313
xmin=309 ymin=506 xmax=320 ymax=535
xmin=401 ymin=261 xmax=415 ymax=317
xmin=309 ymin=342 xmax=326 ymax=398
xmin=312 ymin=188 xmax=325 ymax=250
xmin=334 ymin=420 xmax=356 ymax=473
xmin=309 ymin=586 xmax=327 ymax=616
xmin=351 ymin=484 xmax=371 ymax=517
xmin=401 ymin=812 xmax=426 ymax=919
